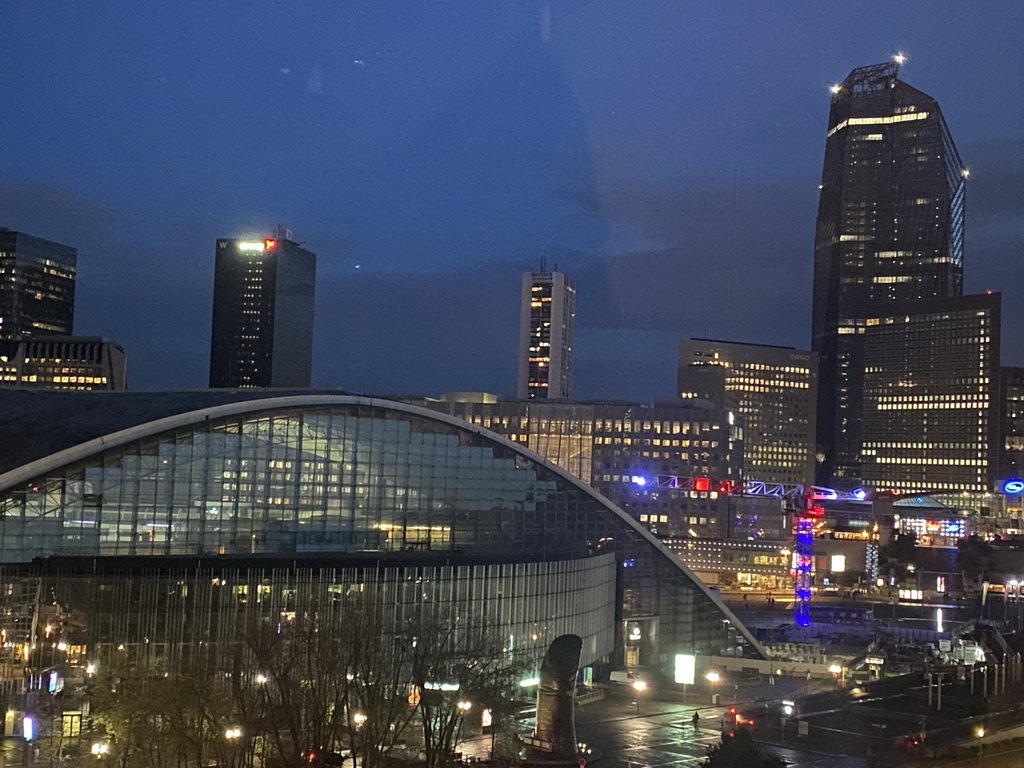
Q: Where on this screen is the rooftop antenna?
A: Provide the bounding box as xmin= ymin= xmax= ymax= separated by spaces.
xmin=540 ymin=254 xmax=547 ymax=273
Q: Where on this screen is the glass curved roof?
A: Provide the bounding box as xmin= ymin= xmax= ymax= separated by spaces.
xmin=0 ymin=392 xmax=765 ymax=658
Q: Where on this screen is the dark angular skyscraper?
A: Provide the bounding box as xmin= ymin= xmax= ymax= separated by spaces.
xmin=209 ymin=228 xmax=316 ymax=389
xmin=0 ymin=228 xmax=76 ymax=340
xmin=812 ymin=61 xmax=967 ymax=483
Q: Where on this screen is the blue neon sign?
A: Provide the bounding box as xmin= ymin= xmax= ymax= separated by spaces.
xmin=1003 ymin=479 xmax=1024 ymax=494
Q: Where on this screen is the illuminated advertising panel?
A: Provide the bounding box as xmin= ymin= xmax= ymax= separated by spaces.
xmin=674 ymin=653 xmax=696 ymax=685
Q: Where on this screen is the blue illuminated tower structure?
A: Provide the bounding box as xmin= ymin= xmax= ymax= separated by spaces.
xmin=792 ymin=493 xmax=824 ymax=627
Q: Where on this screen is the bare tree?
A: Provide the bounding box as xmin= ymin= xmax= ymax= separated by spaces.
xmin=336 ymin=597 xmax=420 ymax=768
xmin=89 ymin=592 xmax=525 ymax=768
xmin=90 ymin=659 xmax=236 ymax=768
xmin=235 ymin=613 xmax=350 ymax=768
xmin=408 ymin=611 xmax=526 ymax=768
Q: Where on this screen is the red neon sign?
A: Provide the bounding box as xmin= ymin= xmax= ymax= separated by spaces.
xmin=693 ymin=477 xmax=710 ymax=492
xmin=264 ymin=238 xmax=277 ymax=250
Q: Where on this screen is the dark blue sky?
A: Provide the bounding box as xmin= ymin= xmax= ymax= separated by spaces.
xmin=3 ymin=1 xmax=1022 ymax=400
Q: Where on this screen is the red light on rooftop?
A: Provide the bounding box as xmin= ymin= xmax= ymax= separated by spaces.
xmin=264 ymin=239 xmax=277 ymax=250
xmin=693 ymin=477 xmax=710 ymax=492
xmin=718 ymin=481 xmax=733 ymax=493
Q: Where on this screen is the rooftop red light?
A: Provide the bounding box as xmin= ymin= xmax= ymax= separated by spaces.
xmin=264 ymin=238 xmax=277 ymax=250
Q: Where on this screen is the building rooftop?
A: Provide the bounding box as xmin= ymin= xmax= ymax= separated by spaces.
xmin=840 ymin=61 xmax=900 ymax=92
xmin=0 ymin=388 xmax=351 ymax=475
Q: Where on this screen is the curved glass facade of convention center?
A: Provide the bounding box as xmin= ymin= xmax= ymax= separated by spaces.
xmin=0 ymin=397 xmax=760 ymax=657
xmin=0 ymin=553 xmax=618 ymax=672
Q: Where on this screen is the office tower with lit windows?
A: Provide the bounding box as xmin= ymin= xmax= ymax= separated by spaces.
xmin=1000 ymin=367 xmax=1024 ymax=483
xmin=677 ymin=339 xmax=817 ymax=486
xmin=0 ymin=337 xmax=126 ymax=390
xmin=209 ymin=228 xmax=316 ymax=388
xmin=812 ymin=60 xmax=967 ymax=484
xmin=0 ymin=228 xmax=76 ymax=340
xmin=517 ymin=271 xmax=575 ymax=399
xmin=860 ymin=293 xmax=999 ymax=494
xmin=422 ymin=393 xmax=744 ymax=539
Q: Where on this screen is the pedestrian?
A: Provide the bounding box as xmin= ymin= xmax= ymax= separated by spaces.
xmin=692 ymin=711 xmax=700 ymax=730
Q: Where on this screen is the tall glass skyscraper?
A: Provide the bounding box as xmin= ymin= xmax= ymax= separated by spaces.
xmin=209 ymin=228 xmax=316 ymax=389
xmin=0 ymin=228 xmax=76 ymax=340
xmin=812 ymin=61 xmax=967 ymax=483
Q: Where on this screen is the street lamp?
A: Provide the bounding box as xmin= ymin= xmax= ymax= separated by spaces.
xmin=454 ymin=701 xmax=473 ymax=748
xmin=353 ymin=713 xmax=367 ymax=728
xmin=632 ymin=679 xmax=647 ymax=714
xmin=828 ymin=664 xmax=843 ymax=688
xmin=224 ymin=727 xmax=242 ymax=740
xmin=976 ymin=726 xmax=985 ymax=766
xmin=91 ymin=742 xmax=109 ymax=757
xmin=706 ymin=671 xmax=720 ymax=704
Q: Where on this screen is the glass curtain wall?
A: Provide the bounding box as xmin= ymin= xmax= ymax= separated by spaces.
xmin=0 ymin=403 xmax=756 ymax=657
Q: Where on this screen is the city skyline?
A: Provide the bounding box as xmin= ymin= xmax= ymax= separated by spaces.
xmin=2 ymin=3 xmax=1022 ymax=401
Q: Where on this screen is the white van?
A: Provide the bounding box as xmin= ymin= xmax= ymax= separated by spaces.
xmin=609 ymin=670 xmax=640 ymax=685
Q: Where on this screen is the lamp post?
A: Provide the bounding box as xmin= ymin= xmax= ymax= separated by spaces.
xmin=632 ymin=679 xmax=647 ymax=714
xmin=976 ymin=726 xmax=985 ymax=766
xmin=828 ymin=664 xmax=843 ymax=688
xmin=706 ymin=671 xmax=720 ymax=704
xmin=224 ymin=726 xmax=243 ymax=768
xmin=455 ymin=701 xmax=473 ymax=756
xmin=22 ymin=714 xmax=35 ymax=767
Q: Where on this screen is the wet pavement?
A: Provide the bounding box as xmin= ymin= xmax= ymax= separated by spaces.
xmin=460 ymin=685 xmax=867 ymax=768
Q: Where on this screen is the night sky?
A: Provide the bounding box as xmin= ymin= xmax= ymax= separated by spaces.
xmin=3 ymin=1 xmax=1022 ymax=401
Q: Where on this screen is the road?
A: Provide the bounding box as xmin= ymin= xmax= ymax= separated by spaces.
xmin=461 ymin=688 xmax=867 ymax=768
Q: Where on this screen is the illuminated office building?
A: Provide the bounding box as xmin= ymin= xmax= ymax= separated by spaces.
xmin=209 ymin=228 xmax=316 ymax=389
xmin=423 ymin=394 xmax=743 ymax=539
xmin=517 ymin=271 xmax=575 ymax=399
xmin=860 ymin=293 xmax=999 ymax=494
xmin=0 ymin=336 xmax=126 ymax=390
xmin=812 ymin=60 xmax=966 ymax=483
xmin=677 ymin=339 xmax=817 ymax=485
xmin=1000 ymin=367 xmax=1024 ymax=483
xmin=0 ymin=228 xmax=76 ymax=340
